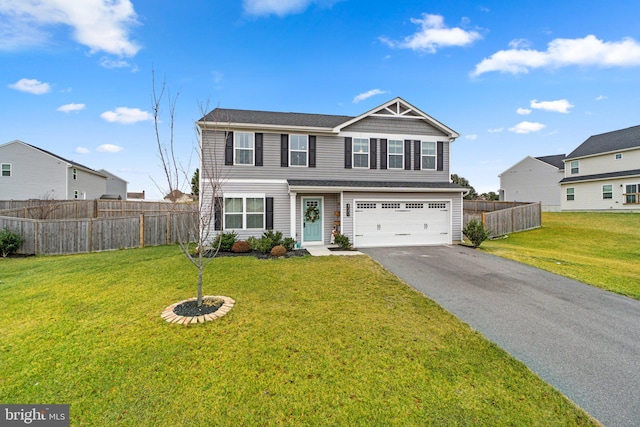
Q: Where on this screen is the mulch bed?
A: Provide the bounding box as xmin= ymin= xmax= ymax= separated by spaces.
xmin=173 ymin=298 xmax=223 ymax=317
xmin=204 ymin=249 xmax=310 ymax=259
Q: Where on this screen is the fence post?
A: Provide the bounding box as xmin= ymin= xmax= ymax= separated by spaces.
xmin=139 ymin=214 xmax=144 ymax=248
xmin=166 ymin=213 xmax=171 ymax=245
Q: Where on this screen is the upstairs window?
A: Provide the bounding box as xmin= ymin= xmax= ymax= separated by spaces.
xmin=1 ymin=163 xmax=10 ymax=177
xmin=566 ymin=187 xmax=575 ymax=201
xmin=72 ymin=168 xmax=77 ymax=180
xmin=234 ymin=132 xmax=254 ymax=165
xmin=570 ymin=160 xmax=579 ymax=174
xmin=421 ymin=141 xmax=436 ymax=170
xmin=353 ymin=138 xmax=369 ymax=168
xmin=290 ymin=135 xmax=308 ymax=167
xmin=388 ymin=140 xmax=403 ymax=169
xmin=602 ymin=184 xmax=613 ymax=200
xmin=615 ymin=153 xmax=623 ymax=160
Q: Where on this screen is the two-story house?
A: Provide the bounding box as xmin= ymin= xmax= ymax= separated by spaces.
xmin=560 ymin=125 xmax=640 ymax=211
xmin=499 ymin=154 xmax=566 ymax=211
xmin=196 ymin=98 xmax=466 ymax=248
xmin=0 ymin=140 xmax=120 ymax=200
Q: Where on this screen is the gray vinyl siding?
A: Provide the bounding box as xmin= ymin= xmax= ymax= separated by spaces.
xmin=342 ymin=116 xmax=449 ymax=137
xmin=69 ymin=168 xmax=108 ymax=200
xmin=500 ymin=157 xmax=563 ymax=211
xmin=0 ymin=141 xmax=68 ymax=199
xmin=201 ymin=131 xmax=451 ymax=183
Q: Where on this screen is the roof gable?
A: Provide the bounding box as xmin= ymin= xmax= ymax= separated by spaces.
xmin=567 ymin=125 xmax=640 ymax=159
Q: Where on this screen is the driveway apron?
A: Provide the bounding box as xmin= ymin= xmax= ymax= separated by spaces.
xmin=361 ymin=245 xmax=640 ymax=427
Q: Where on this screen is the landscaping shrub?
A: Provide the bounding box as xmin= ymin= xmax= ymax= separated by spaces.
xmin=0 ymin=227 xmax=24 ymax=258
xmin=231 ymin=240 xmax=251 ymax=253
xmin=283 ymin=237 xmax=296 ymax=252
xmin=270 ymin=245 xmax=287 ymax=257
xmin=212 ymin=231 xmax=238 ymax=251
xmin=463 ymin=219 xmax=490 ymax=248
xmin=252 ymin=230 xmax=284 ymax=253
xmin=333 ymin=232 xmax=352 ymax=250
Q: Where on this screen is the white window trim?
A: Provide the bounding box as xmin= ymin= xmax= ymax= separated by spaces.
xmin=289 ymin=134 xmax=308 ymax=168
xmin=1 ymin=163 xmax=11 ymax=177
xmin=352 ymin=138 xmax=369 ymax=169
xmin=570 ymin=160 xmax=579 ymax=175
xmin=234 ymin=132 xmax=255 ymax=166
xmin=624 ymin=183 xmax=639 ymax=204
xmin=421 ymin=141 xmax=437 ymax=170
xmin=566 ymin=187 xmax=575 ymax=201
xmin=223 ymin=193 xmax=265 ymax=230
xmin=72 ymin=168 xmax=77 ymax=180
xmin=615 ymin=153 xmax=623 ymax=160
xmin=602 ymin=184 xmax=613 ymax=200
xmin=387 ymin=140 xmax=404 ymax=170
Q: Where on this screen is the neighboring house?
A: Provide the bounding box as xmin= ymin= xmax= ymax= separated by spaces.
xmin=164 ymin=189 xmax=196 ymax=203
xmin=499 ymin=154 xmax=565 ymax=212
xmin=127 ymin=191 xmax=146 ymax=200
xmin=0 ymin=140 xmax=107 ymax=200
xmin=560 ymin=125 xmax=640 ymax=211
xmin=196 ymin=97 xmax=466 ymax=248
xmin=98 ymin=169 xmax=128 ymax=200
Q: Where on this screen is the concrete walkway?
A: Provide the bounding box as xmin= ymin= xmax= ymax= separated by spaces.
xmin=362 ymin=245 xmax=640 ymax=427
xmin=304 ymin=245 xmax=363 ymax=256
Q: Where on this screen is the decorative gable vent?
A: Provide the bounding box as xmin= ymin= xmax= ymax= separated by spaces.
xmin=371 ymin=101 xmax=422 ymax=118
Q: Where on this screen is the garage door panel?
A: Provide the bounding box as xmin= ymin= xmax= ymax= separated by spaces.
xmin=354 ymin=201 xmax=450 ymax=248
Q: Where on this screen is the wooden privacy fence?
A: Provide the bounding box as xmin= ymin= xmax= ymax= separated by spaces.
xmin=0 ymin=212 xmax=198 ymax=255
xmin=463 ymin=201 xmax=541 ymax=238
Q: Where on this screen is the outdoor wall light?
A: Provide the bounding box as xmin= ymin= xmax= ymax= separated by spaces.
xmin=346 ymin=203 xmax=351 ymax=217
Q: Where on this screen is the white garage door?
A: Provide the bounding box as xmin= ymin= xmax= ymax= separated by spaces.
xmin=354 ymin=201 xmax=450 ymax=248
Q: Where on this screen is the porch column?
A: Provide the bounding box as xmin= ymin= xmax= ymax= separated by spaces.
xmin=289 ymin=192 xmax=297 ymax=241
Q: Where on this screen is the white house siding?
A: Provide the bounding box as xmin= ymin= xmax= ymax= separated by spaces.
xmin=500 ymin=157 xmax=563 ymax=211
xmin=0 ymin=141 xmax=68 ymax=199
xmin=69 ymin=168 xmax=108 ymax=200
xmin=561 ymin=177 xmax=640 ymax=212
xmin=565 ymin=148 xmax=640 ymax=179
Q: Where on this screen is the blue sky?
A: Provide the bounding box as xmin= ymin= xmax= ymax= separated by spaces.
xmin=2 ymin=0 xmax=640 ymax=200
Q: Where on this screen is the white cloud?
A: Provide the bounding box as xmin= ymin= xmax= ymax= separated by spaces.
xmin=488 ymin=128 xmax=504 ymax=133
xmin=530 ymin=99 xmax=574 ymax=113
xmin=100 ymin=107 xmax=153 ymax=124
xmin=97 ymin=144 xmax=123 ymax=153
xmin=508 ymin=38 xmax=531 ymax=49
xmin=8 ymin=78 xmax=50 ymax=94
xmin=472 ymin=35 xmax=640 ymax=76
xmin=75 ymin=147 xmax=90 ymax=154
xmin=0 ymin=0 xmax=140 ymax=56
xmin=57 ymin=103 xmax=86 ymax=113
xmin=595 ymin=95 xmax=607 ymax=101
xmin=465 ymin=134 xmax=478 ymax=140
xmin=380 ymin=13 xmax=482 ymax=53
xmin=243 ymin=0 xmax=339 ymax=17
xmin=516 ymin=108 xmax=531 ymax=115
xmin=353 ymin=89 xmax=387 ymax=103
xmin=99 ymin=57 xmax=136 ymax=70
xmin=509 ymin=121 xmax=546 ymax=134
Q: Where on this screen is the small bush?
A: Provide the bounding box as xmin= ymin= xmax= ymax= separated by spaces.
xmin=270 ymin=245 xmax=286 ymax=257
xmin=0 ymin=227 xmax=24 ymax=258
xmin=247 ymin=236 xmax=259 ymax=251
xmin=212 ymin=231 xmax=238 ymax=252
xmin=282 ymin=237 xmax=296 ymax=252
xmin=231 ymin=240 xmax=251 ymax=253
xmin=333 ymin=232 xmax=352 ymax=250
xmin=463 ymin=219 xmax=490 ymax=248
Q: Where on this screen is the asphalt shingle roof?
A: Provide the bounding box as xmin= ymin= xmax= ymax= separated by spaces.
xmin=559 ymin=168 xmax=640 ymax=183
xmin=566 ymin=125 xmax=640 ymax=159
xmin=535 ymin=154 xmax=566 ymax=169
xmin=201 ymin=108 xmax=353 ymax=129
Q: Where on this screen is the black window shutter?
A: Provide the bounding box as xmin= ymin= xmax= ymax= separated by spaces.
xmin=214 ymin=197 xmax=223 ymax=230
xmin=345 ymin=137 xmax=352 ymax=169
xmin=281 ymin=134 xmax=289 ymax=167
xmin=369 ymin=138 xmax=377 ymax=169
xmin=255 ymin=133 xmax=263 ymax=166
xmin=380 ymin=139 xmax=387 ymax=170
xmin=404 ymin=140 xmax=411 ymax=170
xmin=309 ymin=136 xmax=316 ymax=168
xmin=265 ymin=197 xmax=274 ymax=230
xmin=224 ymin=132 xmax=234 ymax=166
xmin=414 ymin=140 xmax=421 ymax=171
xmin=437 ymin=141 xmax=444 ymax=171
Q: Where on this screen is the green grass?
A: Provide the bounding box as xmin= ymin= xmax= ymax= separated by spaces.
xmin=0 ymin=246 xmax=596 ymax=426
xmin=480 ymin=212 xmax=640 ymax=300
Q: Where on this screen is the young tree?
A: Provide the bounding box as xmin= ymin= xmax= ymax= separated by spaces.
xmin=191 ymin=168 xmax=199 ymax=198
xmin=152 ymin=71 xmax=226 ymax=307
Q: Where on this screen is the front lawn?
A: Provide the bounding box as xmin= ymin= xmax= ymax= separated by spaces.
xmin=481 ymin=212 xmax=640 ymax=300
xmin=0 ymin=246 xmax=596 ymax=426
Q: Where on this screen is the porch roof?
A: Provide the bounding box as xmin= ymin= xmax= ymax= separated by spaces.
xmin=287 ymin=179 xmax=467 ymax=193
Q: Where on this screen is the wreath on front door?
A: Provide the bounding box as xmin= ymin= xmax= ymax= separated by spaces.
xmin=305 ymin=205 xmax=320 ymax=223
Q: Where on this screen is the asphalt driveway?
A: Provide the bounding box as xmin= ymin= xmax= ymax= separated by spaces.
xmin=361 ymin=245 xmax=640 ymax=427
